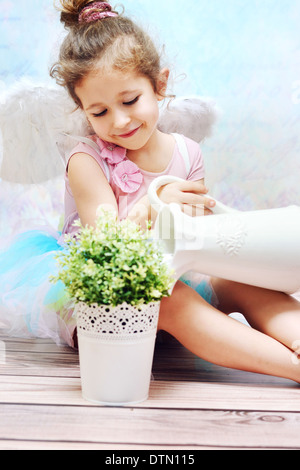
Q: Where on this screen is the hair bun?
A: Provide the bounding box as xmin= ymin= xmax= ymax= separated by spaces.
xmin=55 ymin=0 xmax=87 ymax=28
xmin=57 ymin=1 xmax=116 ymax=28
xmin=79 ymin=2 xmax=118 ymax=23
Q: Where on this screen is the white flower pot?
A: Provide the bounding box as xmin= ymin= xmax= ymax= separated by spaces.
xmin=75 ymin=301 xmax=160 ymax=406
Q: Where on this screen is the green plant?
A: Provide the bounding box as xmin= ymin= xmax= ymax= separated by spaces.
xmin=52 ymin=209 xmax=174 ymax=306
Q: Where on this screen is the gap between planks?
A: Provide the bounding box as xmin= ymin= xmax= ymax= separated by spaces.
xmin=0 ymin=375 xmax=300 ymax=412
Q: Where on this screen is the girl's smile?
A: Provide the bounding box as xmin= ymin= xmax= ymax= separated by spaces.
xmin=117 ymin=125 xmax=142 ymax=139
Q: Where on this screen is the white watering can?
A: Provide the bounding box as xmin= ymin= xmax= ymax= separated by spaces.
xmin=148 ymin=175 xmax=300 ymax=294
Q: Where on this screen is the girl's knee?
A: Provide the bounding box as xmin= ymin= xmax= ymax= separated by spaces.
xmin=157 ymin=280 xmax=212 ymax=332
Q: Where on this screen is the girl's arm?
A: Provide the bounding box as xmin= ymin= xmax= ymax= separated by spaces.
xmin=68 ymin=152 xmax=118 ymax=227
xmin=68 ymin=153 xmax=215 ymax=228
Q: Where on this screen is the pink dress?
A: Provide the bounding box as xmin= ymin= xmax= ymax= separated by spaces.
xmin=62 ymin=133 xmax=205 ymax=236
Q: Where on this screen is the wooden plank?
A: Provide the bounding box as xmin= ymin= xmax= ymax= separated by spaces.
xmin=1 ymin=333 xmax=296 ymax=387
xmin=0 ymin=376 xmax=299 ymax=412
xmin=1 ymin=331 xmax=300 ymax=450
xmin=0 ymin=334 xmax=66 ymax=351
xmin=0 ymin=333 xmax=80 ymax=377
xmin=0 ymin=440 xmax=217 ymax=450
xmin=0 ymin=403 xmax=299 ymax=449
xmin=0 ymin=357 xmax=80 ymax=378
xmin=148 ymin=380 xmax=300 ymax=412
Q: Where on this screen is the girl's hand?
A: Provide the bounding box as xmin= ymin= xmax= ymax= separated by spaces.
xmin=157 ymin=180 xmax=216 ymax=217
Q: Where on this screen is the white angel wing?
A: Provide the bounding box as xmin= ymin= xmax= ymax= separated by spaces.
xmin=158 ymin=95 xmax=219 ymax=143
xmin=0 ymin=80 xmax=218 ymax=184
xmin=0 ymin=79 xmax=92 ymax=184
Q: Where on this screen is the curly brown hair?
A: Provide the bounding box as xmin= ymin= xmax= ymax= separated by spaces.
xmin=50 ymin=1 xmax=163 ymax=108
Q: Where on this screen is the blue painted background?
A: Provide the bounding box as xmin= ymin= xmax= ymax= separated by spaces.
xmin=1 ymin=0 xmax=300 ymax=209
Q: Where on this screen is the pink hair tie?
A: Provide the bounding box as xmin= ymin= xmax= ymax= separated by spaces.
xmin=79 ymin=2 xmax=118 ymax=23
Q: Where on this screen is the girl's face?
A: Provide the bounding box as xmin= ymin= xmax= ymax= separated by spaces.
xmin=75 ymin=68 xmax=168 ymax=150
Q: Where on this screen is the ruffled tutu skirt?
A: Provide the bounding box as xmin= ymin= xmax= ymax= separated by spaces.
xmin=0 ymin=231 xmax=218 ymax=349
xmin=0 ymin=227 xmax=218 ymax=348
xmin=180 ymin=271 xmax=219 ymax=308
xmin=0 ymin=228 xmax=77 ymax=347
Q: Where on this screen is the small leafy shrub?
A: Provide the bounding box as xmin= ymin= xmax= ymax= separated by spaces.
xmin=52 ymin=209 xmax=174 ymax=306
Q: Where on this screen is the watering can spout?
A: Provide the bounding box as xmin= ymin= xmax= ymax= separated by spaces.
xmin=149 ymin=176 xmax=300 ymax=295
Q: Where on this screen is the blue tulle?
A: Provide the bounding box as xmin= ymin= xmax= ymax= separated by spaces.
xmin=181 ymin=272 xmax=219 ymax=307
xmin=0 ymin=230 xmax=217 ymax=347
xmin=0 ymin=229 xmax=75 ymax=346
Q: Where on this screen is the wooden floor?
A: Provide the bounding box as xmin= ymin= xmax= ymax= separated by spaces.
xmin=1 ymin=316 xmax=300 ymax=451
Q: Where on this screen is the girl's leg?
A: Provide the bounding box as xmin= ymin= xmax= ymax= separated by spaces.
xmin=212 ymin=279 xmax=300 ymax=354
xmin=158 ymin=281 xmax=300 ymax=382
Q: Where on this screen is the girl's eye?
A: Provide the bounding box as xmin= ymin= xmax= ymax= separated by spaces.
xmin=92 ymin=109 xmax=107 ymax=118
xmin=123 ymin=96 xmax=140 ymax=106
xmin=91 ymin=96 xmax=140 ymax=117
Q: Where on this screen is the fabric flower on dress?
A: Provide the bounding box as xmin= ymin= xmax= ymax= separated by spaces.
xmin=97 ymin=138 xmax=126 ymax=165
xmin=95 ymin=137 xmax=143 ymax=193
xmin=112 ymin=160 xmax=144 ymax=193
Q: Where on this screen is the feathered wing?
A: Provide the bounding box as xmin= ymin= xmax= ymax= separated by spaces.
xmin=0 ymin=81 xmax=218 ymax=184
xmin=158 ymin=95 xmax=219 ymax=143
xmin=0 ymin=80 xmax=92 ymax=184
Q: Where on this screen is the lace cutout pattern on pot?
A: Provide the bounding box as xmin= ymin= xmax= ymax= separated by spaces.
xmin=76 ymin=302 xmax=160 ymax=340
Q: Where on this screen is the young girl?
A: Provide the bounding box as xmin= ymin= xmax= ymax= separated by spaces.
xmin=2 ymin=0 xmax=300 ymax=383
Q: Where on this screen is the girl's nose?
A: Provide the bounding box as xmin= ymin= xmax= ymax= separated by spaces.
xmin=112 ymin=109 xmax=131 ymax=129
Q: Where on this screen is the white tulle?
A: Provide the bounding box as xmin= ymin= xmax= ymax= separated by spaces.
xmin=0 ymin=79 xmax=92 ymax=184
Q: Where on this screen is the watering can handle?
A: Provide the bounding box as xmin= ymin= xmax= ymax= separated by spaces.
xmin=148 ymin=175 xmax=237 ymax=215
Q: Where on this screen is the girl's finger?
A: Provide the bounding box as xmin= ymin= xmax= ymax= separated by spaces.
xmin=177 ymin=180 xmax=208 ymax=194
xmin=180 ymin=192 xmax=216 ymax=208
